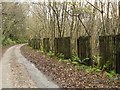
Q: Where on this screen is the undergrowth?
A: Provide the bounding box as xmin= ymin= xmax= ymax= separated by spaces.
xmin=2 ymin=38 xmax=16 ymax=46
xmin=35 ymin=48 xmax=119 ymax=79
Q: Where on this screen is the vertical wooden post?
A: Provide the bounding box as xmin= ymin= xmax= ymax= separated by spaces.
xmin=116 ymin=35 xmax=120 ymax=74
xmin=77 ymin=36 xmax=92 ymax=65
xmin=54 ymin=37 xmax=71 ymax=59
xmin=43 ymin=38 xmax=50 ymax=52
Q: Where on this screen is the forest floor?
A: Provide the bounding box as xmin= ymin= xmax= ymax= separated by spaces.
xmin=21 ymin=45 xmax=120 ymax=88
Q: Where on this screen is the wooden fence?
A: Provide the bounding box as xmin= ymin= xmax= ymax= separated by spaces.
xmin=43 ymin=38 xmax=50 ymax=52
xmin=28 ymin=39 xmax=32 ymax=47
xmin=99 ymin=36 xmax=115 ymax=70
xmin=116 ymin=35 xmax=120 ymax=74
xmin=36 ymin=39 xmax=41 ymax=49
xmin=28 ymin=38 xmax=41 ymax=49
xmin=28 ymin=35 xmax=120 ymax=73
xmin=54 ymin=37 xmax=71 ymax=59
xmin=99 ymin=35 xmax=120 ymax=73
xmin=77 ymin=36 xmax=92 ymax=65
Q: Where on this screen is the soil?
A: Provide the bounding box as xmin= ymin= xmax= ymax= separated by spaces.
xmin=21 ymin=45 xmax=120 ymax=88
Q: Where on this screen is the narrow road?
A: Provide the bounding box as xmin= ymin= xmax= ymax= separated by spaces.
xmin=0 ymin=44 xmax=59 ymax=89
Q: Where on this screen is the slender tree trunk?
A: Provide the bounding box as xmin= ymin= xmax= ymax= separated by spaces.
xmin=118 ymin=1 xmax=120 ymax=34
xmin=90 ymin=1 xmax=98 ymax=56
xmin=106 ymin=1 xmax=110 ymax=34
xmin=101 ymin=4 xmax=105 ymax=35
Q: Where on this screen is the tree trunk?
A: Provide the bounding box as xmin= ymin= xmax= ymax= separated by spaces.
xmin=118 ymin=1 xmax=120 ymax=34
xmin=106 ymin=1 xmax=110 ymax=34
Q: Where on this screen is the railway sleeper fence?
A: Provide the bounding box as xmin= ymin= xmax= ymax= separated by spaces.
xmin=54 ymin=37 xmax=72 ymax=59
xmin=43 ymin=38 xmax=50 ymax=53
xmin=99 ymin=35 xmax=120 ymax=73
xmin=77 ymin=36 xmax=92 ymax=66
xmin=28 ymin=38 xmax=41 ymax=49
xmin=28 ymin=34 xmax=120 ymax=74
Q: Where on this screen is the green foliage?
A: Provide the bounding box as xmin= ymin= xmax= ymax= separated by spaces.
xmin=105 ymin=70 xmax=116 ymax=78
xmin=71 ymin=55 xmax=92 ymax=66
xmin=57 ymin=53 xmax=64 ymax=59
xmin=81 ymin=58 xmax=90 ymax=65
xmin=47 ymin=51 xmax=55 ymax=57
xmin=75 ymin=64 xmax=101 ymax=73
xmin=75 ymin=64 xmax=89 ymax=71
xmin=85 ymin=67 xmax=101 ymax=73
xmin=2 ymin=38 xmax=16 ymax=46
xmin=71 ymin=55 xmax=101 ymax=73
xmin=44 ymin=50 xmax=117 ymax=79
xmin=92 ymin=55 xmax=101 ymax=67
xmin=45 ymin=50 xmax=118 ymax=79
xmin=39 ymin=46 xmax=44 ymax=53
xmin=103 ymin=59 xmax=113 ymax=71
xmin=71 ymin=55 xmax=80 ymax=62
xmin=61 ymin=59 xmax=70 ymax=63
xmin=39 ymin=50 xmax=44 ymax=53
xmin=16 ymin=39 xmax=27 ymax=44
xmin=2 ymin=3 xmax=27 ymax=45
xmin=71 ymin=55 xmax=80 ymax=65
xmin=37 ymin=47 xmax=44 ymax=53
xmin=72 ymin=61 xmax=79 ymax=66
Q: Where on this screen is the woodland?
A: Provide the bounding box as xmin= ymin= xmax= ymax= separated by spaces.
xmin=1 ymin=0 xmax=120 ymax=82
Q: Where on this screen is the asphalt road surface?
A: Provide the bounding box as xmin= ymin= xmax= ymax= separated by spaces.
xmin=0 ymin=44 xmax=59 ymax=89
